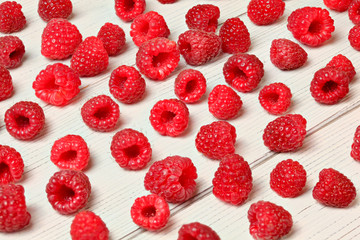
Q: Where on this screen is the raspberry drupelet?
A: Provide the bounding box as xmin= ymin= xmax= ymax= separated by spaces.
xmin=220 ymin=17 xmax=251 ymax=54
xmin=178 ymin=222 xmax=220 ymax=240
xmin=0 ymin=1 xmax=26 ymax=33
xmin=174 ymin=69 xmax=207 ymax=103
xmin=115 ymin=0 xmax=145 ymax=22
xmin=258 ymin=82 xmax=292 ymax=115
xmin=97 ymin=23 xmax=126 ymax=56
xmin=324 ymin=0 xmax=352 ymax=12
xmin=185 ymin=4 xmax=220 ymax=32
xmin=348 ymin=25 xmax=360 ymax=51
xmin=158 ymin=0 xmax=177 ymax=4
xmin=326 ymin=54 xmax=356 ymax=82
xmin=349 ymin=0 xmax=360 ymax=25
xmin=38 ymin=0 xmax=73 ymax=22
xmin=247 ymin=0 xmax=285 ymax=25
xmin=0 ymin=35 xmax=25 ymax=69
xmin=0 ymin=145 xmax=24 ymax=184
xmin=70 ymin=211 xmax=109 ymax=240
xmin=0 ymin=66 xmax=13 ymax=101
xmin=351 ymin=126 xmax=360 ymax=161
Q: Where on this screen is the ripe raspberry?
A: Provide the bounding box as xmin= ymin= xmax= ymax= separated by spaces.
xmin=32 ymin=63 xmax=81 ymax=106
xmin=248 ymin=201 xmax=293 ymax=240
xmin=109 ymin=65 xmax=146 ymax=104
xmin=81 ymin=95 xmax=120 ymax=132
xmin=208 ymin=84 xmax=242 ymax=120
xmin=136 ymin=37 xmax=180 ymax=80
xmin=130 ymin=11 xmax=170 ymax=47
xmin=46 ymin=170 xmax=91 ymax=215
xmin=111 ymin=128 xmax=152 ymax=170
xmin=174 ymin=69 xmax=206 ymax=103
xmin=38 ymin=0 xmax=73 ymax=22
xmin=0 ymin=184 xmax=31 ymax=232
xmin=287 ymin=7 xmax=335 ymax=47
xmin=0 ymin=1 xmax=26 ymax=33
xmin=263 ymin=114 xmax=307 ymax=152
xmin=349 ymin=0 xmax=360 ymax=25
xmin=115 ymin=0 xmax=146 ymax=22
xmin=348 ymin=25 xmax=360 ymax=51
xmin=270 ymin=159 xmax=306 ymax=198
xmin=351 ymin=126 xmax=360 ymax=161
xmin=0 ymin=66 xmax=13 ymax=101
xmin=51 ymin=135 xmax=90 ymax=171
xmin=195 ymin=121 xmax=236 ymax=160
xmin=324 ymin=0 xmax=352 ymax=12
xmin=0 ymin=35 xmax=25 ymax=69
xmin=97 ymin=23 xmax=126 ymax=56
xmin=158 ymin=0 xmax=176 ymax=3
xmin=0 ymin=145 xmax=24 ymax=184
xmin=144 ymin=155 xmax=197 ymax=203
xmin=219 ymin=17 xmax=251 ymax=54
xmin=178 ymin=30 xmax=221 ymax=66
xmin=326 ymin=54 xmax=356 ymax=82
xmin=178 ymin=222 xmax=220 ymax=240
xmin=70 ymin=211 xmax=109 ymax=240
xmin=185 ymin=4 xmax=220 ymax=32
xmin=247 ymin=0 xmax=285 ymax=25
xmin=223 ymin=53 xmax=264 ymax=93
xmin=149 ymin=99 xmax=189 ymax=137
xmin=41 ymin=18 xmax=82 ymax=60
xmin=313 ymin=168 xmax=356 ymax=208
xmin=258 ymin=82 xmax=292 ymax=115
xmin=5 ymin=101 xmax=45 ymax=140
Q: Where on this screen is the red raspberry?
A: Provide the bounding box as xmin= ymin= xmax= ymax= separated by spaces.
xmin=174 ymin=69 xmax=206 ymax=103
xmin=247 ymin=0 xmax=285 ymax=25
xmin=348 ymin=25 xmax=360 ymax=51
xmin=0 ymin=35 xmax=25 ymax=69
xmin=208 ymin=84 xmax=242 ymax=120
xmin=310 ymin=67 xmax=349 ymax=105
xmin=38 ymin=0 xmax=73 ymax=22
xmin=349 ymin=0 xmax=360 ymax=25
xmin=313 ymin=168 xmax=356 ymax=208
xmin=263 ymin=114 xmax=307 ymax=152
xmin=158 ymin=0 xmax=176 ymax=3
xmin=46 ymin=170 xmax=91 ymax=215
xmin=0 ymin=145 xmax=24 ymax=184
xmin=51 ymin=135 xmax=90 ymax=171
xmin=0 ymin=184 xmax=31 ymax=232
xmin=144 ymin=155 xmax=197 ymax=203
xmin=115 ymin=0 xmax=146 ymax=22
xmin=178 ymin=222 xmax=220 ymax=240
xmin=195 ymin=121 xmax=236 ymax=160
xmin=248 ymin=201 xmax=293 ymax=240
xmin=111 ymin=128 xmax=152 ymax=170
xmin=5 ymin=101 xmax=45 ymax=140
xmin=109 ymin=65 xmax=146 ymax=104
xmin=324 ymin=0 xmax=352 ymax=12
xmin=270 ymin=159 xmax=306 ymax=198
xmin=32 ymin=63 xmax=81 ymax=106
xmin=81 ymin=95 xmax=120 ymax=132
xmin=0 ymin=1 xmax=26 ymax=33
xmin=41 ymin=18 xmax=82 ymax=60
xmin=130 ymin=11 xmax=170 ymax=47
xmin=287 ymin=7 xmax=335 ymax=47
xmin=258 ymin=82 xmax=292 ymax=115
xmin=351 ymin=126 xmax=360 ymax=161
xmin=97 ymin=23 xmax=126 ymax=56
xmin=149 ymin=99 xmax=189 ymax=137
xmin=219 ymin=17 xmax=251 ymax=54
xmin=326 ymin=54 xmax=356 ymax=82
xmin=185 ymin=4 xmax=220 ymax=32
xmin=70 ymin=211 xmax=109 ymax=240
xmin=0 ymin=66 xmax=13 ymax=101
xmin=212 ymin=154 xmax=252 ymax=205
xmin=223 ymin=53 xmax=264 ymax=93
xmin=136 ymin=37 xmax=180 ymax=80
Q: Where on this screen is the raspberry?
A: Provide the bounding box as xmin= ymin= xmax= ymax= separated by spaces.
xmin=195 ymin=121 xmax=236 ymax=160
xmin=46 ymin=170 xmax=91 ymax=215
xmin=313 ymin=168 xmax=356 ymax=208
xmin=0 ymin=66 xmax=13 ymax=101
xmin=219 ymin=17 xmax=251 ymax=54
xmin=0 ymin=145 xmax=24 ymax=184
xmin=263 ymin=114 xmax=307 ymax=152
xmin=208 ymin=84 xmax=242 ymax=120
xmin=50 ymin=135 xmax=90 ymax=171
xmin=149 ymin=99 xmax=189 ymax=137
xmin=223 ymin=53 xmax=264 ymax=93
xmin=351 ymin=126 xmax=360 ymax=161
xmin=185 ymin=4 xmax=220 ymax=32
xmin=115 ymin=0 xmax=146 ymax=22
xmin=0 ymin=184 xmax=31 ymax=232
xmin=247 ymin=0 xmax=285 ymax=25
xmin=32 ymin=63 xmax=81 ymax=106
xmin=136 ymin=37 xmax=180 ymax=80
xmin=349 ymin=0 xmax=360 ymax=25
xmin=324 ymin=0 xmax=352 ymax=12
xmin=348 ymin=25 xmax=360 ymax=51
xmin=97 ymin=23 xmax=126 ymax=56
xmin=81 ymin=95 xmax=120 ymax=132
xmin=130 ymin=11 xmax=170 ymax=47
xmin=178 ymin=222 xmax=220 ymax=240
xmin=0 ymin=1 xmax=26 ymax=33
xmin=248 ymin=201 xmax=293 ymax=240
xmin=71 ymin=36 xmax=109 ymax=77
xmin=270 ymin=38 xmax=308 ymax=70
xmin=70 ymin=211 xmax=109 ymax=240
xmin=287 ymin=7 xmax=335 ymax=47
xmin=109 ymin=65 xmax=146 ymax=104
xmin=270 ymin=159 xmax=306 ymax=198
xmin=158 ymin=0 xmax=176 ymax=3
xmin=111 ymin=128 xmax=152 ymax=170
xmin=38 ymin=0 xmax=73 ymax=22
xmin=5 ymin=101 xmax=45 ymax=140
xmin=326 ymin=54 xmax=356 ymax=82
xmin=258 ymin=82 xmax=292 ymax=115
xmin=174 ymin=69 xmax=206 ymax=103
xmin=310 ymin=67 xmax=349 ymax=105
xmin=41 ymin=18 xmax=82 ymax=60
xmin=130 ymin=194 xmax=170 ymax=231
xmin=144 ymin=155 xmax=197 ymax=203
xmin=0 ymin=35 xmax=25 ymax=69
xmin=212 ymin=154 xmax=252 ymax=205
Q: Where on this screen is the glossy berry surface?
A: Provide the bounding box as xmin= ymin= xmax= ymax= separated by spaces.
xmin=38 ymin=0 xmax=73 ymax=22
xmin=0 ymin=66 xmax=13 ymax=101
xmin=70 ymin=211 xmax=109 ymax=240
xmin=0 ymin=1 xmax=26 ymax=33
xmin=0 ymin=35 xmax=25 ymax=69
xmin=97 ymin=22 xmax=126 ymax=56
xmin=220 ymin=17 xmax=251 ymax=54
xmin=349 ymin=0 xmax=360 ymax=25
xmin=174 ymin=69 xmax=207 ymax=103
xmin=326 ymin=54 xmax=356 ymax=82
xmin=0 ymin=145 xmax=24 ymax=184
xmin=115 ymin=0 xmax=146 ymax=22
xmin=259 ymin=82 xmax=292 ymax=115
xmin=351 ymin=126 xmax=360 ymax=161
xmin=178 ymin=222 xmax=220 ymax=240
xmin=324 ymin=0 xmax=352 ymax=12
xmin=185 ymin=4 xmax=220 ymax=32
xmin=348 ymin=25 xmax=360 ymax=51
xmin=247 ymin=0 xmax=285 ymax=25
